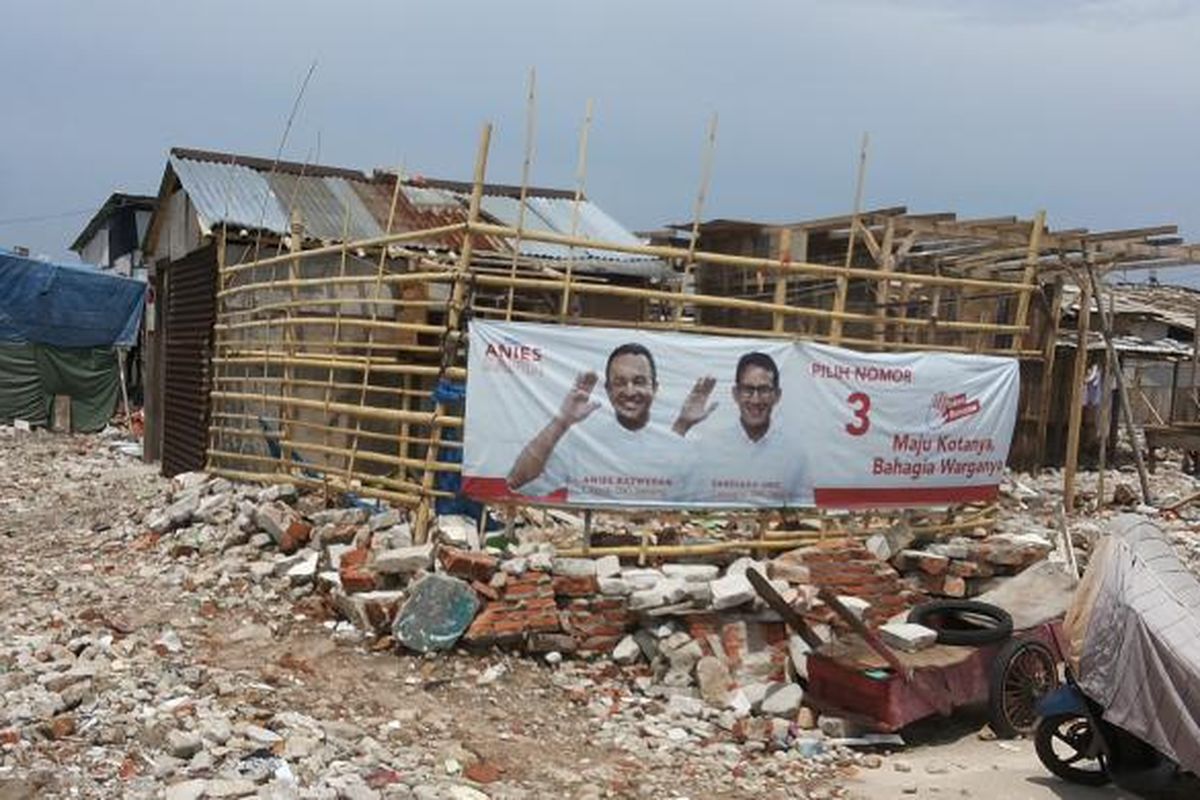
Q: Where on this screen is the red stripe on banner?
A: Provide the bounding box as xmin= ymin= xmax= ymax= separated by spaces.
xmin=814 ymin=485 xmax=998 ymax=507
xmin=461 ymin=476 xmax=568 ymax=504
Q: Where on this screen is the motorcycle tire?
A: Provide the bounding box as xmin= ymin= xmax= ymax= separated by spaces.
xmin=906 ymin=599 xmax=1013 ymax=646
xmin=1035 ymin=712 xmax=1111 ymax=787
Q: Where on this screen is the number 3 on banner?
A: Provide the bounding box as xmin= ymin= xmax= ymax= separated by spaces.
xmin=846 ymin=392 xmax=871 ymax=436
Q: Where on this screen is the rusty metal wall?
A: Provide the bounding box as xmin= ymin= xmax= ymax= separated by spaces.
xmin=162 ymin=245 xmax=217 ymax=477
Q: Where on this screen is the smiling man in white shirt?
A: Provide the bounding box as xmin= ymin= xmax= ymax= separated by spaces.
xmin=677 ymin=351 xmax=808 ymax=505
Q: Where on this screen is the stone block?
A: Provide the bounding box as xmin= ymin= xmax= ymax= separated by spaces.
xmin=710 ymin=573 xmax=755 ymax=610
xmin=551 ymin=557 xmax=597 ymax=578
xmin=879 ymin=622 xmax=938 ymax=653
xmin=593 ymin=555 xmax=621 ymax=579
xmin=611 ymin=635 xmax=641 ymax=665
xmin=696 ymin=655 xmax=731 ymax=707
xmin=373 ymin=544 xmax=433 ymax=575
xmin=661 ymin=564 xmax=720 ymax=583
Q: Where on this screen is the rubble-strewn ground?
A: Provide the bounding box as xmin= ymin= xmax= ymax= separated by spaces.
xmin=0 ymin=431 xmax=858 ymax=799
xmin=4 ymin=428 xmax=1198 ymax=800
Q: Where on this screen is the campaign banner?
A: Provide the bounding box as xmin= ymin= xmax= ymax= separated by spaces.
xmin=461 ymin=321 xmax=1018 ymax=509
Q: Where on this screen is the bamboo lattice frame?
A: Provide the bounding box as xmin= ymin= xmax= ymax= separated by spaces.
xmin=204 ymin=128 xmax=1063 ymax=543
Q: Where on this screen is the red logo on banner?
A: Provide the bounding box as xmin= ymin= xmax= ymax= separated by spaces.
xmin=931 ymin=392 xmax=981 ymax=425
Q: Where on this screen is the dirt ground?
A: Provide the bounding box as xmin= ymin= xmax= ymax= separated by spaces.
xmin=0 ymin=429 xmax=1150 ymax=799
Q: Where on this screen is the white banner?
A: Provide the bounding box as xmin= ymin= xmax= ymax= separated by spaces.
xmin=462 ymin=321 xmax=1018 ymax=509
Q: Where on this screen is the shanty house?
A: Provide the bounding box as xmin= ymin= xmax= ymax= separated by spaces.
xmin=141 ymin=148 xmax=668 ymax=477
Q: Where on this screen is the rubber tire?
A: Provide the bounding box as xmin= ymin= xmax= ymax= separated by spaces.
xmin=1035 ymin=713 xmax=1111 ymax=787
xmin=987 ymin=638 xmax=1059 ymax=739
xmin=906 ymin=599 xmax=1013 ymax=646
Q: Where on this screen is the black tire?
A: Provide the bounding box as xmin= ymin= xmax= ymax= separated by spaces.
xmin=988 ymin=639 xmax=1060 ymax=738
xmin=1035 ymin=712 xmax=1110 ymax=787
xmin=906 ymin=599 xmax=1014 ymax=646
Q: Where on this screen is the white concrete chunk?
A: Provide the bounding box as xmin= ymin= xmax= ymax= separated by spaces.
xmin=879 ymin=622 xmax=938 ymax=653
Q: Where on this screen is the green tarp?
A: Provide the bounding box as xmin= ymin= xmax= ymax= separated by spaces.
xmin=0 ymin=343 xmax=118 ymax=432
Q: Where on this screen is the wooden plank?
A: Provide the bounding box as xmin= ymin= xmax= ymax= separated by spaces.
xmin=1063 ymin=277 xmax=1092 ymax=512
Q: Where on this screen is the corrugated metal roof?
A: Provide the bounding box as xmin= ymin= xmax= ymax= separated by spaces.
xmin=162 ymin=149 xmax=667 ymax=277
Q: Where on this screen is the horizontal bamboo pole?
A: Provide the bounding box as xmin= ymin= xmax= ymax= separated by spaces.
xmin=209 ymin=425 xmax=461 ymax=475
xmin=221 ymin=223 xmax=469 ymax=277
xmin=221 ymin=296 xmax=448 ymax=319
xmin=207 ymin=466 xmax=424 ymax=508
xmin=213 ymin=374 xmax=433 ymax=400
xmin=209 ymin=412 xmax=462 ymax=451
xmin=557 ymin=538 xmax=824 ymax=558
xmin=218 ymin=270 xmax=456 ymax=302
xmin=469 ymin=273 xmax=1029 ymax=334
xmin=211 ymin=390 xmax=462 ymax=427
xmin=472 ymin=305 xmax=1042 ymax=357
xmin=214 ymin=355 xmax=467 ymax=379
xmin=468 ymin=221 xmax=1035 ymax=293
xmin=206 ymin=444 xmax=435 ymax=493
xmin=207 ymin=448 xmax=455 ymax=500
xmin=216 ymin=315 xmax=461 ymax=337
xmin=215 ymin=338 xmax=445 ymax=356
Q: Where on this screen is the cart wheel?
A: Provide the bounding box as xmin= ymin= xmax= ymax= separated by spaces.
xmin=988 ymin=639 xmax=1060 ymax=738
xmin=1034 ymin=712 xmax=1110 ymax=786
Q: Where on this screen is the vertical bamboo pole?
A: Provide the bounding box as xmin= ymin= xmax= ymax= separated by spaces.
xmin=321 ymin=200 xmax=352 ymax=503
xmin=1034 ymin=279 xmax=1064 ymax=469
xmin=343 ymin=164 xmax=405 ymax=488
xmin=205 ymin=225 xmax=229 ymax=471
xmin=831 ymin=132 xmax=869 ymax=344
xmin=771 ymin=228 xmax=793 ymax=333
xmin=1009 ymin=211 xmax=1046 ymax=352
xmin=279 ymin=210 xmax=303 ymax=476
xmin=559 ymin=99 xmax=594 ymax=320
xmin=1063 ymin=278 xmax=1092 ymax=513
xmin=1192 ymin=308 xmax=1199 ymax=416
xmin=1086 ymin=263 xmax=1152 ymax=504
xmin=506 ymin=68 xmax=537 ymax=321
xmin=872 ymin=218 xmax=895 ymax=343
xmin=679 ymin=112 xmax=719 ymax=321
xmin=414 ymin=124 xmax=492 ymax=542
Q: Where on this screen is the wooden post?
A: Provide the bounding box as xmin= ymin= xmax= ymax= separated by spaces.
xmin=1086 ymin=264 xmax=1153 ymax=505
xmin=771 ymin=228 xmax=792 ymax=333
xmin=830 ymin=132 xmax=869 ymax=345
xmin=678 ymin=112 xmax=718 ymax=321
xmin=414 ymin=123 xmax=492 ymax=543
xmin=1034 ymin=279 xmax=1064 ymax=469
xmin=582 ymin=509 xmax=593 ymax=556
xmin=1063 ymin=278 xmax=1092 ymax=513
xmin=872 ymin=218 xmax=895 ymax=343
xmin=1010 ymin=211 xmax=1046 ymax=352
xmin=559 ymin=99 xmax=593 ymax=321
xmin=506 ymin=67 xmax=537 ymax=321
xmin=1192 ymin=307 xmax=1199 ymax=416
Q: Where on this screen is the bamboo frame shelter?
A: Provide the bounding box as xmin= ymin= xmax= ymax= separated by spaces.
xmin=202 ymin=126 xmax=1200 ymax=542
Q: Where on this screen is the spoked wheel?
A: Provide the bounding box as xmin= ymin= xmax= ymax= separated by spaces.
xmin=1034 ymin=713 xmax=1110 ymax=786
xmin=988 ymin=639 xmax=1060 ymax=738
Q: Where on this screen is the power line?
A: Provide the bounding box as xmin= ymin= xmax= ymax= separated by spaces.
xmin=0 ymin=207 xmax=97 ymax=226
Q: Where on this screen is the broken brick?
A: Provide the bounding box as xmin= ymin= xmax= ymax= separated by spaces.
xmin=438 ymin=547 xmax=497 ymax=582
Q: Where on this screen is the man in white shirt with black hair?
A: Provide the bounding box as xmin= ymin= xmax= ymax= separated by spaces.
xmin=676 ymin=351 xmax=808 ymax=506
xmin=505 ymin=342 xmax=699 ymax=505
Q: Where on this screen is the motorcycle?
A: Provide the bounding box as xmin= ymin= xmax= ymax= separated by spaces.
xmin=1034 ymin=514 xmax=1200 ymax=798
xmin=1035 ymin=668 xmax=1199 ymax=797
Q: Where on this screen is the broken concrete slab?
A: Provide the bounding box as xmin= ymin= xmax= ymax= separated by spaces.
xmin=879 ymin=622 xmax=938 ymax=653
xmin=761 ymin=682 xmax=803 ymax=717
xmin=372 ymin=544 xmax=433 ymax=575
xmin=710 ymin=572 xmax=755 ymax=610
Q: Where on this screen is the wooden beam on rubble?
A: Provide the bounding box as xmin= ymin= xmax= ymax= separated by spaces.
xmin=1063 ymin=276 xmax=1092 ymax=512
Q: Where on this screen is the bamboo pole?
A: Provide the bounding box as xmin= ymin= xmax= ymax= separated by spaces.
xmin=205 ymin=225 xmax=229 ymax=471
xmin=872 ymin=218 xmax=895 ymax=342
xmin=680 ymin=112 xmax=719 ymax=317
xmin=1086 ymin=263 xmax=1153 ymax=504
xmin=771 ymin=228 xmax=793 ymax=333
xmin=414 ymin=124 xmax=492 ymax=542
xmin=1034 ymin=279 xmax=1065 ymax=469
xmin=210 ymin=413 xmax=460 ymax=452
xmin=831 ymin=132 xmax=869 ymax=344
xmin=506 ymin=67 xmax=537 ymax=320
xmin=1009 ymin=211 xmax=1046 ymax=352
xmin=214 ymin=354 xmax=466 ymax=378
xmin=559 ymin=99 xmax=594 ymax=320
xmin=1063 ymin=277 xmax=1092 ymax=513
xmin=210 ymin=391 xmax=461 ymax=427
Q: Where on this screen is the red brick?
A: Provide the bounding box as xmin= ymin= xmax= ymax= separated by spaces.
xmin=438 ymin=547 xmax=497 ymax=582
xmin=553 ymin=575 xmax=599 ymax=597
xmin=339 ymin=547 xmax=378 ymax=593
xmin=472 ymin=581 xmax=500 ymax=602
xmin=280 ymin=520 xmax=312 ymax=555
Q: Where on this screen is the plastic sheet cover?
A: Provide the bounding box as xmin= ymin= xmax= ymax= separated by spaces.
xmin=1065 ymin=514 xmax=1200 ymax=775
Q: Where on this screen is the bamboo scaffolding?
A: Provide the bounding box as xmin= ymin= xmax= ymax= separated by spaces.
xmin=559 ymin=98 xmax=593 ymax=320
xmin=210 ymin=413 xmax=460 ymax=451
xmin=211 ymin=391 xmax=461 ymax=427
xmin=505 ymin=67 xmax=537 ymax=320
xmin=831 ymin=133 xmax=870 ymax=344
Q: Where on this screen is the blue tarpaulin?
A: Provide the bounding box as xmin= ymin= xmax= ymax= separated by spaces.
xmin=0 ymin=250 xmax=144 ymax=347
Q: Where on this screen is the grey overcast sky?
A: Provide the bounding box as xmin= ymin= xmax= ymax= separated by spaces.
xmin=1 ymin=0 xmax=1198 ymax=262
